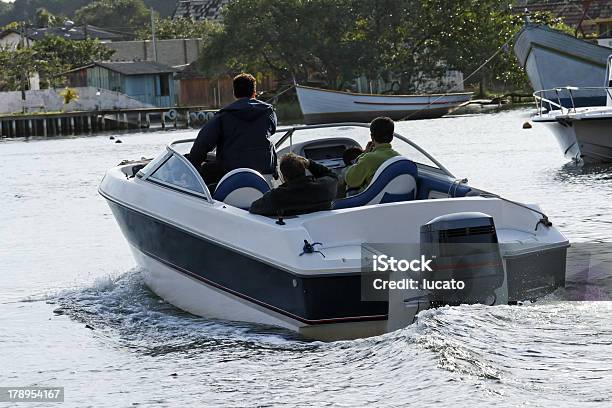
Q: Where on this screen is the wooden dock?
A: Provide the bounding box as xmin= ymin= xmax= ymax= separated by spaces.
xmin=0 ymin=106 xmax=217 ymax=138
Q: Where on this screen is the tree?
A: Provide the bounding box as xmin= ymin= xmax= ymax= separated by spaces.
xmin=442 ymin=1 xmax=573 ymax=95
xmin=35 ymin=8 xmax=64 ymax=28
xmin=0 ymin=35 xmax=115 ymax=90
xmin=135 ymin=17 xmax=221 ymax=40
xmin=32 ymin=35 xmax=115 ymax=87
xmin=75 ymin=0 xmax=149 ymax=29
xmin=0 ymin=0 xmax=91 ymax=26
xmin=0 ymin=0 xmax=172 ymax=27
xmin=199 ymin=0 xmax=368 ymax=88
xmin=0 ymin=46 xmax=41 ymax=91
xmin=350 ymin=0 xmax=458 ymax=93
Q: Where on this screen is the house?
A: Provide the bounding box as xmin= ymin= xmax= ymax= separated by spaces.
xmin=515 ymin=0 xmax=611 ymax=44
xmin=0 ymin=25 xmax=125 ymax=50
xmin=172 ymin=0 xmax=231 ymax=22
xmin=66 ymin=61 xmax=176 ymax=107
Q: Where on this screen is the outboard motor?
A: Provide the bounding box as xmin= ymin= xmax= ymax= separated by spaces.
xmin=420 ymin=212 xmax=506 ymax=307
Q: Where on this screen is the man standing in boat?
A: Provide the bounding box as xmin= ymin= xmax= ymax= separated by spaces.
xmin=187 ymin=73 xmax=277 ymax=184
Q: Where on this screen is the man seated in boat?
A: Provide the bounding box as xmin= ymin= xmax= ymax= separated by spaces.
xmin=187 ymin=73 xmax=277 ymax=184
xmin=336 ymin=146 xmax=363 ymax=197
xmin=249 ymin=153 xmax=338 ymax=216
xmin=344 ymin=116 xmax=400 ymax=193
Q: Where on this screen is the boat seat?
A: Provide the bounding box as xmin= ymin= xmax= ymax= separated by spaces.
xmin=332 ymin=156 xmax=418 ymax=209
xmin=417 ymin=174 xmax=471 ymax=199
xmin=213 ymin=168 xmax=271 ymax=209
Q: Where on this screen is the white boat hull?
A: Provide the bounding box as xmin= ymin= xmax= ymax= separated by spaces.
xmin=534 ymin=108 xmax=612 ymax=163
xmin=134 ymin=245 xmax=388 ymax=341
xmin=296 ymin=85 xmax=472 ymax=124
xmin=514 ymin=24 xmax=610 ymax=107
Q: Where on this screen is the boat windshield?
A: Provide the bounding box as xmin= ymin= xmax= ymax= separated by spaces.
xmin=273 ymin=124 xmax=447 ymax=174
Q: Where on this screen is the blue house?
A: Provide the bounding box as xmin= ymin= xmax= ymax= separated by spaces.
xmin=67 ymin=61 xmax=176 ymax=107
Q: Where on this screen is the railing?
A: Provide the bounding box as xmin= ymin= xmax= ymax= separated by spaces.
xmin=533 ymin=86 xmax=612 ymax=116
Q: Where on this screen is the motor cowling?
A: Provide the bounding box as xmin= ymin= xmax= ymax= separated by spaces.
xmin=420 ymin=212 xmax=505 ymax=307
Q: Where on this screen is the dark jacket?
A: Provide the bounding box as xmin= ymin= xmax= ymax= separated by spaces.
xmin=188 ymin=98 xmax=277 ymax=174
xmin=250 ymin=161 xmax=338 ymax=216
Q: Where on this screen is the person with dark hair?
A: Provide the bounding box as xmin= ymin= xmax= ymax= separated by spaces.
xmin=187 ymin=73 xmax=277 ymax=184
xmin=344 ymin=116 xmax=400 ymax=192
xmin=249 ymin=153 xmax=338 ymax=216
xmin=342 ymin=147 xmax=364 ymax=166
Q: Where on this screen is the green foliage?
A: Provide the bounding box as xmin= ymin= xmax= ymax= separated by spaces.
xmin=0 ymin=35 xmax=114 ymax=90
xmin=200 ymin=0 xmax=370 ymax=89
xmin=442 ymin=3 xmax=572 ymax=94
xmin=59 ymin=87 xmax=79 ymax=104
xmin=0 ymin=0 xmax=91 ymax=26
xmin=136 ymin=17 xmax=222 ymax=41
xmin=74 ymin=0 xmax=149 ymax=29
xmin=35 ymin=8 xmax=65 ymax=28
xmin=199 ymin=0 xmax=574 ymax=94
xmin=0 ymin=0 xmax=172 ymax=27
xmin=0 ymin=46 xmax=40 ymax=91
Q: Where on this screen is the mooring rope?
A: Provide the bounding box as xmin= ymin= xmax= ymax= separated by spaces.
xmin=264 ymin=84 xmax=297 ymax=104
xmin=399 ymin=35 xmax=517 ymax=121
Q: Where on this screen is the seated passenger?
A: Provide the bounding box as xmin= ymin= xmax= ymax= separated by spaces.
xmin=187 ymin=73 xmax=277 ymax=184
xmin=249 ymin=153 xmax=338 ymax=216
xmin=344 ymin=116 xmax=400 ymax=192
xmin=337 ymin=147 xmax=364 ymax=197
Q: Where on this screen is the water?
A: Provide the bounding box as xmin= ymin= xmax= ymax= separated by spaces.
xmin=1 ymin=109 xmax=611 ymax=407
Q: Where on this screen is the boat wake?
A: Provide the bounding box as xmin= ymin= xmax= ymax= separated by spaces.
xmin=47 ymin=269 xmax=315 ymax=356
xmin=36 ymin=268 xmax=612 ymax=404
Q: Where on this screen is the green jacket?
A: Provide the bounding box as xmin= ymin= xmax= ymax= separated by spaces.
xmin=345 ymin=143 xmax=400 ymax=191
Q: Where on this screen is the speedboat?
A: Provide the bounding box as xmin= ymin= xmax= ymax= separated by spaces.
xmin=99 ymin=123 xmax=569 ymax=341
xmin=531 ymin=56 xmax=612 ymax=164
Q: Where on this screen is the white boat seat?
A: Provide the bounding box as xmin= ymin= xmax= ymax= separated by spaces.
xmin=332 ymin=156 xmax=418 ymax=209
xmin=213 ymin=168 xmax=271 ymax=209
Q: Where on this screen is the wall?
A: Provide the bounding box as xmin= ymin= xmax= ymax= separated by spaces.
xmin=0 ymin=87 xmax=154 ymax=114
xmin=86 ymin=66 xmax=124 ymax=92
xmin=124 ymin=74 xmax=174 ymax=107
xmin=179 ymin=77 xmax=230 ymax=107
xmin=106 ymin=39 xmax=203 ymax=67
xmin=179 ymin=74 xmax=277 ymax=107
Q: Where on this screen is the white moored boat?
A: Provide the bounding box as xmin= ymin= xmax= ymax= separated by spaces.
xmin=100 ymin=123 xmax=569 ymax=341
xmin=531 ymin=56 xmax=612 ymax=164
xmin=295 ymin=85 xmax=472 ymax=124
xmin=514 ymin=23 xmax=611 ymax=108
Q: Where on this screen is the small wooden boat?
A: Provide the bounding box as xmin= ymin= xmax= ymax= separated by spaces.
xmin=295 ymin=85 xmax=473 ymax=124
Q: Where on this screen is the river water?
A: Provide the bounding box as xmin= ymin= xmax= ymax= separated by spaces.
xmin=1 ymin=108 xmax=611 ymax=407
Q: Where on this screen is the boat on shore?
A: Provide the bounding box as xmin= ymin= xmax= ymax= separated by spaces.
xmin=295 ymin=85 xmax=472 ymax=124
xmin=513 ymin=24 xmax=611 ymax=107
xmin=100 ymin=123 xmax=568 ymax=341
